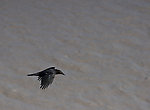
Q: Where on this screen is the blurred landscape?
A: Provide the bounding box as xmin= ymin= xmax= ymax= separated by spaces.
xmin=0 ymin=0 xmax=150 ymax=110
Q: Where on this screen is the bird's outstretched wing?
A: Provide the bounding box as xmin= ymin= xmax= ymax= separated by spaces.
xmin=39 ymin=74 xmax=55 ymax=89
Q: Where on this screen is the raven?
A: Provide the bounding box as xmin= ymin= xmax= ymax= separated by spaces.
xmin=27 ymin=67 xmax=65 ymax=89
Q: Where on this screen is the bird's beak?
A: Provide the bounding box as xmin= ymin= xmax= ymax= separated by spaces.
xmin=62 ymin=73 xmax=65 ymax=75
xmin=60 ymin=71 xmax=65 ymax=75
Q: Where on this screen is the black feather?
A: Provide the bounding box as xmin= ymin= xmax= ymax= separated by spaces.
xmin=27 ymin=67 xmax=65 ymax=89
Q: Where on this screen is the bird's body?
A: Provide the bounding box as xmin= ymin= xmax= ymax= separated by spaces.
xmin=27 ymin=67 xmax=65 ymax=89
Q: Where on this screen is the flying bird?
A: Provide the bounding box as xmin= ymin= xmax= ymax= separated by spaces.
xmin=27 ymin=67 xmax=65 ymax=89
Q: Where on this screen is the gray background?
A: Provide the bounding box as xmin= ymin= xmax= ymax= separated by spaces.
xmin=0 ymin=0 xmax=150 ymax=110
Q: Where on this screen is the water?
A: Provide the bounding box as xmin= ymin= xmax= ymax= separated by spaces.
xmin=0 ymin=0 xmax=150 ymax=110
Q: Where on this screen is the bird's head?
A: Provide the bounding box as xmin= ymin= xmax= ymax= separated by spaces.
xmin=56 ymin=69 xmax=65 ymax=75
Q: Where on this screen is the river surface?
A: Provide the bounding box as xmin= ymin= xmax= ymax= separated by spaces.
xmin=0 ymin=0 xmax=150 ymax=110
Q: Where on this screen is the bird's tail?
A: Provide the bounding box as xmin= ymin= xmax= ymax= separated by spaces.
xmin=27 ymin=73 xmax=39 ymax=76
